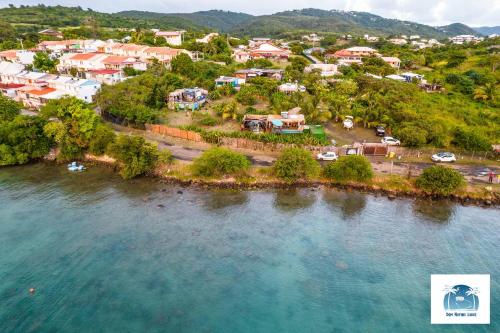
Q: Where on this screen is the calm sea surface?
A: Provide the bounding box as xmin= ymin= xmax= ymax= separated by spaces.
xmin=0 ymin=164 xmax=498 ymax=333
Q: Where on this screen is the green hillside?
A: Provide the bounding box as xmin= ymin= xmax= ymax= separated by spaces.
xmin=0 ymin=5 xmax=203 ymax=32
xmin=230 ymin=9 xmax=478 ymax=38
xmin=118 ymin=10 xmax=253 ymax=32
xmin=0 ymin=5 xmax=482 ymax=39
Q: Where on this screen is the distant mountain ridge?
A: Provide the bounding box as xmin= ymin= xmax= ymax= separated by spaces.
xmin=0 ymin=5 xmax=482 ymax=39
xmin=118 ymin=8 xmax=480 ymax=38
xmin=473 ymin=26 xmax=500 ymax=35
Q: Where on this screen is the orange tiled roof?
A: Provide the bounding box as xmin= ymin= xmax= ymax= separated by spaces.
xmin=144 ymin=47 xmax=182 ymax=55
xmin=70 ymin=53 xmax=100 ymax=61
xmin=26 ymin=87 xmax=56 ymax=96
xmin=0 ymin=50 xmax=17 ymax=59
xmin=103 ymin=55 xmax=134 ymax=64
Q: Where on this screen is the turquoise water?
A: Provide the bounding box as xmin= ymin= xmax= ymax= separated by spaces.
xmin=0 ymin=164 xmax=498 ymax=333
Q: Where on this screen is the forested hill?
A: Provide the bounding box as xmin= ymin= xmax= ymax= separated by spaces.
xmin=473 ymin=26 xmax=500 ymax=35
xmin=0 ymin=5 xmax=204 ymax=32
xmin=0 ymin=5 xmax=481 ymax=39
xmin=119 ymin=10 xmax=254 ymax=32
xmin=228 ymin=9 xmax=480 ymax=38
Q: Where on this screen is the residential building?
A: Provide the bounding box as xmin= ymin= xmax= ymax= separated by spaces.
xmin=278 ymin=83 xmax=306 ymax=94
xmin=196 ymin=33 xmax=219 ymax=43
xmin=215 ymin=76 xmax=244 ymax=88
xmin=168 ymin=88 xmax=208 ymax=111
xmin=101 ymin=55 xmax=147 ymax=71
xmin=247 ymin=43 xmax=291 ymax=60
xmin=57 ymin=53 xmax=108 ymax=73
xmin=381 ymin=56 xmax=401 ymax=69
xmin=364 ymin=34 xmax=380 ymax=42
xmin=389 ymin=38 xmax=408 ymax=45
xmin=249 ymin=38 xmax=272 ymax=48
xmin=302 ymin=33 xmax=323 ymax=43
xmin=449 ymin=35 xmax=483 ymax=44
xmin=304 ymin=63 xmax=339 ymax=77
xmin=38 ymin=29 xmax=63 ymax=39
xmin=86 ymin=69 xmax=124 ymax=85
xmin=232 ymin=49 xmax=251 ymax=63
xmin=327 ymin=46 xmax=379 ymax=65
xmin=155 ymin=31 xmax=184 ymax=46
xmin=241 ymin=111 xmax=305 ymax=134
xmin=234 ymin=68 xmax=284 ymax=81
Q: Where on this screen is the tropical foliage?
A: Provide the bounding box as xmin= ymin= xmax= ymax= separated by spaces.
xmin=323 ymin=155 xmax=373 ymax=182
xmin=107 ymin=134 xmax=169 ymax=179
xmin=273 ymin=147 xmax=320 ymax=182
xmin=191 ymin=147 xmax=250 ymax=177
xmin=416 ymin=165 xmax=465 ymax=195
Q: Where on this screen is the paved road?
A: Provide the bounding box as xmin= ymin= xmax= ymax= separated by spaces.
xmin=112 ymin=123 xmax=499 ymax=184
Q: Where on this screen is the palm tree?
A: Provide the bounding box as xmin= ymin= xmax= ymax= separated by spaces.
xmin=443 ymin=286 xmax=458 ymax=310
xmin=466 ymin=287 xmax=479 ymax=310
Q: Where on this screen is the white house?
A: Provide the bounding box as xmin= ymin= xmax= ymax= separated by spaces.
xmin=155 ymin=31 xmax=184 ymax=46
xmin=449 ymin=35 xmax=483 ymax=44
xmin=304 ymin=63 xmax=339 ymax=77
xmin=196 ymin=33 xmax=219 ymax=43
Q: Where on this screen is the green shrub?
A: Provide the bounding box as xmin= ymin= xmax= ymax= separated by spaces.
xmin=416 ymin=165 xmax=464 ymax=195
xmin=322 ymin=155 xmax=373 ymax=182
xmin=235 ymin=85 xmax=259 ymax=105
xmin=0 ymin=94 xmax=21 ymax=121
xmin=452 ymin=127 xmax=491 ymax=151
xmin=395 ymin=125 xmax=428 ymax=147
xmin=192 ymin=147 xmax=250 ymax=177
xmin=107 ymin=135 xmax=165 ymax=179
xmin=273 ymin=147 xmax=320 ymax=182
xmin=88 ymin=124 xmax=116 ymax=155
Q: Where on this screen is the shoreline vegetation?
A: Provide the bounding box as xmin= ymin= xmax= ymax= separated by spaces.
xmin=68 ymin=154 xmax=499 ymax=207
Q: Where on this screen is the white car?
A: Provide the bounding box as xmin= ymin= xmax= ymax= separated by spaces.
xmin=317 ymin=152 xmax=338 ymax=161
xmin=431 ymin=152 xmax=457 ymax=163
xmin=381 ymin=136 xmax=401 ymax=146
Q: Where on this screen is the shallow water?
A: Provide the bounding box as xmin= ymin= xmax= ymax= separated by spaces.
xmin=0 ymin=164 xmax=498 ymax=333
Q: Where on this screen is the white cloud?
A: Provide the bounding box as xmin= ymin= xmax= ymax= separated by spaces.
xmin=2 ymin=0 xmax=499 ymax=26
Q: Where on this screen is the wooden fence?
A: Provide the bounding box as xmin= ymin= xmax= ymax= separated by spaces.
xmin=146 ymin=124 xmax=202 ymax=142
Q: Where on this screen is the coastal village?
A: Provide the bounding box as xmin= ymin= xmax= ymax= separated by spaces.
xmin=0 ymin=6 xmax=499 ymax=203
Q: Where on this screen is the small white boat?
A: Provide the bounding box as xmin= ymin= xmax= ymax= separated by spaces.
xmin=343 ymin=116 xmax=354 ymax=130
xmin=67 ymin=161 xmax=86 ymax=172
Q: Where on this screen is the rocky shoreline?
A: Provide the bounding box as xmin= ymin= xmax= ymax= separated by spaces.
xmin=47 ymin=155 xmax=500 ymax=207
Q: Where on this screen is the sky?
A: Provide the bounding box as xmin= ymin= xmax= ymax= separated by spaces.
xmin=2 ymin=0 xmax=500 ymax=26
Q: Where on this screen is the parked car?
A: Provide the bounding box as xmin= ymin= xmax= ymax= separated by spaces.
xmin=343 ymin=116 xmax=354 ymax=130
xmin=381 ymin=136 xmax=401 ymax=146
xmin=431 ymin=152 xmax=457 ymax=162
xmin=375 ymin=125 xmax=386 ymax=136
xmin=317 ymin=152 xmax=338 ymax=161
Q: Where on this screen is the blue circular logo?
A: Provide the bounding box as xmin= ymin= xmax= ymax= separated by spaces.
xmin=443 ymin=285 xmax=479 ymax=311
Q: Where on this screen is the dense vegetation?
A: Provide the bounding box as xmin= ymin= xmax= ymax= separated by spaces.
xmin=0 ymin=96 xmax=52 ymax=166
xmin=323 ymin=155 xmax=374 ymax=183
xmin=416 ymin=165 xmax=465 ymax=195
xmin=41 ymin=97 xmax=115 ymax=160
xmin=191 ymin=147 xmax=250 ymax=177
xmin=107 ymin=134 xmax=170 ymax=179
xmin=273 ymin=147 xmax=320 ymax=182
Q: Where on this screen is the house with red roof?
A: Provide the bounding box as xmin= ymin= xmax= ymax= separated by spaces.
xmin=326 ymin=46 xmax=379 ymax=65
xmin=248 ymin=43 xmax=291 ymax=60
xmin=57 ymin=53 xmax=109 ymax=73
xmin=102 ymin=55 xmax=147 ymax=71
xmin=86 ymin=69 xmax=124 ymax=85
